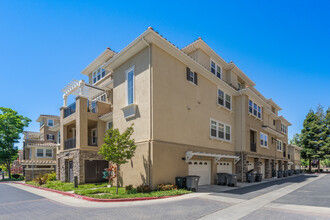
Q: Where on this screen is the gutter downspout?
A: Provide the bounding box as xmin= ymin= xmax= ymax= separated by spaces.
xmin=141 ymin=36 xmax=152 ymax=188
xmin=238 ymin=90 xmax=244 ymax=182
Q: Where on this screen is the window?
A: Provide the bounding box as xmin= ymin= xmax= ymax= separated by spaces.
xmin=40 ymin=120 xmax=44 ymax=128
xmin=210 ymin=60 xmax=222 ymax=79
xmin=238 ymin=82 xmax=242 ymax=90
xmin=36 ymin=149 xmax=44 ymax=157
xmin=107 ymin=121 xmax=113 ymax=130
xmin=249 ymin=100 xmax=253 ymax=114
xmin=260 ymin=132 xmax=268 ymax=147
xmin=91 ymin=129 xmax=97 ymax=145
xmin=29 ymin=149 xmax=31 ymax=158
xmin=47 ymin=119 xmax=54 ymax=127
xmin=277 ymin=140 xmax=282 ymax=151
xmin=186 ymin=67 xmax=198 ymax=85
xmin=210 ymin=119 xmax=231 ymax=141
xmin=273 ymin=120 xmax=276 ymax=126
xmin=47 ymin=134 xmax=54 ymax=141
xmin=281 ymin=123 xmax=287 ymax=134
xmin=211 ymin=120 xmax=217 ymax=137
xmin=57 ymin=131 xmax=60 ymax=144
xmin=92 ymin=66 xmax=106 ymax=84
xmin=218 ymin=89 xmax=231 ymax=110
xmin=46 ymin=149 xmax=52 ymax=157
xmin=126 ymin=67 xmax=134 ymax=105
xmin=249 ymin=100 xmax=262 ymax=119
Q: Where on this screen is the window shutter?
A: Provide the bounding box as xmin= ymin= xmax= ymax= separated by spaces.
xmin=194 ymin=72 xmax=198 ymax=85
xmin=186 ymin=67 xmax=190 ymax=81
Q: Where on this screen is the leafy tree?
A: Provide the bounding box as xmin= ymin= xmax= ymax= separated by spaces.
xmin=98 ymin=125 xmax=136 ymax=194
xmin=290 ymin=133 xmax=301 ymax=145
xmin=321 ymin=108 xmax=330 ymax=161
xmin=0 ymin=108 xmax=30 ymax=178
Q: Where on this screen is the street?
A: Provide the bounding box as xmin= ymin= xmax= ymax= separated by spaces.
xmin=0 ymin=174 xmax=329 ymax=220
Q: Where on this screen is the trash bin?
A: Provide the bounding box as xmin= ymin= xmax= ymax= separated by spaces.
xmin=272 ymin=170 xmax=276 ymax=178
xmin=277 ymin=171 xmax=283 ymax=178
xmin=246 ymin=173 xmax=255 ymax=183
xmin=283 ymin=171 xmax=288 ymax=177
xmin=255 ymin=173 xmax=263 ymax=182
xmin=175 ymin=177 xmax=187 ymax=189
xmin=299 ymin=169 xmax=303 ymax=174
xmin=185 ymin=175 xmax=200 ymax=192
xmin=217 ymin=173 xmax=228 ymax=186
xmin=227 ymin=174 xmax=238 ymax=187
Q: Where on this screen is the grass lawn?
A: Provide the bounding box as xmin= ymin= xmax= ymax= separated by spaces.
xmin=26 ymin=180 xmax=108 ymax=192
xmin=74 ymin=187 xmax=191 ymax=199
xmin=25 ymin=180 xmax=191 ymax=199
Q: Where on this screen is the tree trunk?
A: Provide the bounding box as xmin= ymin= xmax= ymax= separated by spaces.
xmin=308 ymin=159 xmax=311 ymax=172
xmin=6 ymin=163 xmax=11 ymax=179
xmin=116 ymin=163 xmax=119 ymax=194
xmin=318 ymin=159 xmax=321 ymax=173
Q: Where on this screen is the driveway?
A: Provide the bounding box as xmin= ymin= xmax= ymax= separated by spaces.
xmin=1 ymin=174 xmax=329 ymax=220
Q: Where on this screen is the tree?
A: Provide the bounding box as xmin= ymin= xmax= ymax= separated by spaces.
xmin=98 ymin=125 xmax=136 ymax=194
xmin=290 ymin=133 xmax=301 ymax=145
xmin=0 ymin=107 xmax=30 ymax=178
xmin=321 ymin=108 xmax=330 ymax=162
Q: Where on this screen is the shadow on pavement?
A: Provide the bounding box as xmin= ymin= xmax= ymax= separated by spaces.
xmin=208 ymin=174 xmax=318 ymax=196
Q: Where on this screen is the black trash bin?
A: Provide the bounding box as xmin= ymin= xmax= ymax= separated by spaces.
xmin=299 ymin=169 xmax=303 ymax=174
xmin=289 ymin=170 xmax=293 ymax=176
xmin=185 ymin=175 xmax=200 ymax=192
xmin=272 ymin=170 xmax=276 ymax=178
xmin=283 ymin=171 xmax=288 ymax=177
xmin=227 ymin=174 xmax=238 ymax=187
xmin=217 ymin=173 xmax=228 ymax=186
xmin=277 ymin=171 xmax=283 ymax=178
xmin=175 ymin=177 xmax=186 ymax=189
xmin=255 ymin=173 xmax=263 ymax=182
xmin=246 ymin=173 xmax=255 ymax=183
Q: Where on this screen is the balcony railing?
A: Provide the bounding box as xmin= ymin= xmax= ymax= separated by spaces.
xmin=64 ymin=102 xmax=76 ymax=118
xmin=88 ymin=136 xmax=98 ymax=146
xmin=64 ymin=137 xmax=76 ymax=150
xmin=87 ymin=100 xmax=98 ymax=113
xmin=250 ymin=143 xmax=256 ymax=152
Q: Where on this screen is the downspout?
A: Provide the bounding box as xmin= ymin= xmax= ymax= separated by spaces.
xmin=238 ymin=90 xmax=244 ymax=182
xmin=141 ymin=36 xmax=152 ymax=187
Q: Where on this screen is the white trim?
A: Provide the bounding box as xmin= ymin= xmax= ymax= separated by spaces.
xmin=35 ymin=148 xmax=53 ymax=158
xmin=106 ymin=121 xmax=113 ymax=130
xmin=126 ymin=66 xmax=135 ymax=105
xmin=217 ymin=88 xmax=232 ymax=111
xmin=260 ymin=132 xmax=268 ymax=148
xmin=185 ymin=151 xmax=240 ymax=164
xmin=210 ymin=59 xmax=222 ymax=79
xmin=248 ymin=99 xmax=262 ymax=120
xmin=277 ymin=140 xmax=283 ymax=152
xmin=91 ymin=128 xmax=97 ymax=145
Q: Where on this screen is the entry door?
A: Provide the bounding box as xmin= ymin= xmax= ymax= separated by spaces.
xmin=68 ymin=161 xmax=73 ymax=182
xmin=188 ymin=160 xmax=211 ymax=186
xmin=85 ymin=160 xmax=108 ymax=183
xmin=217 ymin=161 xmax=233 ymax=174
xmin=250 ymin=130 xmax=256 ymax=152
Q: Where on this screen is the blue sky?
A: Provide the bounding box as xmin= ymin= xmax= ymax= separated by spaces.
xmin=0 ymin=1 xmax=329 ymax=149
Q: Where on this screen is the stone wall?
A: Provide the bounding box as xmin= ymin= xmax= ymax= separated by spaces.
xmin=57 ymin=149 xmax=105 ymax=184
xmin=265 ymin=159 xmax=271 ymax=179
xmin=236 ymin=153 xmax=248 ymax=182
xmin=25 ymin=169 xmax=55 ymax=181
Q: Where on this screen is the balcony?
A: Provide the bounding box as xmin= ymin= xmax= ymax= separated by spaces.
xmin=64 ymin=137 xmax=76 ymax=150
xmin=64 ymin=102 xmax=76 ymax=118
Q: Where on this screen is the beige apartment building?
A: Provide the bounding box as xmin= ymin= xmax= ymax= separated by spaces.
xmin=22 ymin=115 xmax=60 ymax=181
xmin=57 ymin=27 xmax=292 ymax=188
xmin=288 ymin=144 xmax=302 ymax=170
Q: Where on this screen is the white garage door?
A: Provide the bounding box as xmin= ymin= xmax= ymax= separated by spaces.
xmin=217 ymin=161 xmax=233 ymax=174
xmin=188 ymin=160 xmax=211 ymax=185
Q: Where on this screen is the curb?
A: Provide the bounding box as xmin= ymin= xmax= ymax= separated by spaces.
xmin=3 ymin=182 xmax=183 ymax=202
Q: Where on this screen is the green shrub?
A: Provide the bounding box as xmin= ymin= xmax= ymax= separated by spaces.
xmin=12 ymin=174 xmax=20 ymax=179
xmin=136 ymin=184 xmax=151 ymax=193
xmin=156 ymin=184 xmax=177 ymax=191
xmin=34 ymin=174 xmax=48 ymax=185
xmin=47 ymin=172 xmax=56 ymax=181
xmin=125 ymin=184 xmax=133 ymax=191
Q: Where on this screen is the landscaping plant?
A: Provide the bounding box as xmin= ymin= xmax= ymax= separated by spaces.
xmin=34 ymin=174 xmax=48 ymax=185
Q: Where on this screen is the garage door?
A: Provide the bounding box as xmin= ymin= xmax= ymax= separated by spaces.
xmin=217 ymin=161 xmax=233 ymax=174
xmin=188 ymin=160 xmax=211 ymax=185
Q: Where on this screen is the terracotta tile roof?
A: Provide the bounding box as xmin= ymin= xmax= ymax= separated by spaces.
xmin=21 ymin=160 xmax=56 ymax=165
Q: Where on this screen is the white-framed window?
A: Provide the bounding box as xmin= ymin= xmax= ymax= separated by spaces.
xmin=217 ymin=89 xmax=231 ymax=110
xmin=281 ymin=123 xmax=287 ymax=134
xmin=238 ymin=82 xmax=242 ymax=90
xmin=186 ymin=67 xmax=198 ymax=85
xmin=277 ymin=140 xmax=282 ymax=151
xmin=57 ymin=131 xmax=60 ymax=144
xmin=91 ymin=128 xmax=97 ymax=145
xmin=47 ymin=119 xmax=54 ymax=127
xmin=92 ymin=66 xmax=106 ymax=84
xmin=260 ymin=132 xmax=268 ymax=147
xmin=210 ymin=119 xmax=231 ymax=142
xmin=47 ymin=134 xmax=54 ymax=141
xmin=45 ymin=149 xmax=52 ymax=157
xmin=36 ymin=149 xmax=44 ymax=157
xmin=249 ymin=100 xmax=262 ymax=119
xmin=126 ymin=66 xmax=135 ymax=105
xmin=107 ymin=121 xmax=113 ymax=130
xmin=210 ymin=60 xmax=222 ymax=79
